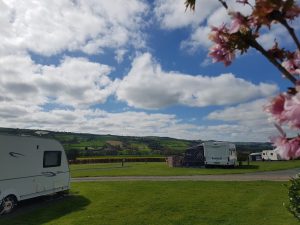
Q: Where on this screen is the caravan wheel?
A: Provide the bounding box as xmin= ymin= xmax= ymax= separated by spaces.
xmin=0 ymin=195 xmax=17 ymax=215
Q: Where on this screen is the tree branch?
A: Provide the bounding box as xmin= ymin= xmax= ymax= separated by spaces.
xmin=249 ymin=39 xmax=297 ymax=84
xmin=279 ymin=19 xmax=300 ymax=52
xmin=218 ymin=0 xmax=228 ymax=10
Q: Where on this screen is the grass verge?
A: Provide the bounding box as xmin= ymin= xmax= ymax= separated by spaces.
xmin=70 ymin=161 xmax=300 ymax=177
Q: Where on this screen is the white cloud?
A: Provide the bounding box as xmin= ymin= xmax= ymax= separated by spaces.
xmin=257 ymin=25 xmax=295 ymax=49
xmin=204 ymin=98 xmax=299 ymax=142
xmin=0 ymin=104 xmax=275 ymax=141
xmin=207 ymin=6 xmax=229 ymax=27
xmin=207 ymin=99 xmax=268 ymax=122
xmin=0 ymin=105 xmax=201 ymax=140
xmin=180 ymin=26 xmax=212 ymax=50
xmin=0 ymin=0 xmax=148 ymax=56
xmin=39 ymin=57 xmax=116 ymax=107
xmin=0 ymin=54 xmax=115 ymax=108
xmin=115 ymin=49 xmax=127 ymax=63
xmin=116 ymin=53 xmax=278 ymax=109
xmin=154 ymin=0 xmax=220 ymax=29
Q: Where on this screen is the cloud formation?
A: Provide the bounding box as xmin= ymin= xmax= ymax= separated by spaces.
xmin=0 ymin=0 xmax=148 ymax=56
xmin=205 ymin=99 xmax=280 ymax=141
xmin=0 ymin=0 xmax=286 ymax=142
xmin=0 ymin=55 xmax=115 ymax=108
xmin=0 ymin=103 xmax=277 ymax=142
xmin=116 ymin=53 xmax=278 ymax=109
xmin=154 ymin=0 xmax=220 ymax=29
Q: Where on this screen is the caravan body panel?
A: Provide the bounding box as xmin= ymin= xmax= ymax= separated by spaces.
xmin=203 ymin=142 xmax=237 ymax=167
xmin=0 ymin=135 xmax=70 ymax=202
xmin=262 ymin=150 xmax=280 ymax=161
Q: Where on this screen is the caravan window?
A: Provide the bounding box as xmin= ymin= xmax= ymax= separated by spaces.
xmin=43 ymin=151 xmax=62 ymax=168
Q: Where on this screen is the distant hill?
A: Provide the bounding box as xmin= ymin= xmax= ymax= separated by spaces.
xmin=0 ymin=127 xmax=273 ymax=158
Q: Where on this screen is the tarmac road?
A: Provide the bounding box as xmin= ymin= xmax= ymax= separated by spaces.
xmin=71 ymin=167 xmax=300 ymax=182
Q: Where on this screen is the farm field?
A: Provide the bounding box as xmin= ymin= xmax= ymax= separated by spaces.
xmin=0 ymin=181 xmax=298 ymax=225
xmin=70 ymin=160 xmax=300 ymax=177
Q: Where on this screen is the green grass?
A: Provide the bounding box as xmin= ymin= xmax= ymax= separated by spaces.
xmin=70 ymin=161 xmax=300 ymax=178
xmin=0 ymin=181 xmax=298 ymax=225
xmin=77 ymin=155 xmax=164 ymax=159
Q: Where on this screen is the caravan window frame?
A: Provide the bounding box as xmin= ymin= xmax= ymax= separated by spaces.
xmin=43 ymin=151 xmax=62 ymax=168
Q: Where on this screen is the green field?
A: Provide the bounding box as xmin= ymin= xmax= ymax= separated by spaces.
xmin=77 ymin=155 xmax=164 ymax=159
xmin=0 ymin=181 xmax=298 ymax=225
xmin=70 ymin=161 xmax=300 ymax=177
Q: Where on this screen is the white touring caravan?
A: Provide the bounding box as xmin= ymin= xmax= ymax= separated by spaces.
xmin=0 ymin=134 xmax=70 ymax=215
xmin=203 ymin=142 xmax=237 ymax=167
xmin=262 ymin=150 xmax=280 ymax=161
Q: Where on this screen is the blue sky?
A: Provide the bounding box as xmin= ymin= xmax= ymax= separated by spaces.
xmin=0 ymin=0 xmax=299 ymax=141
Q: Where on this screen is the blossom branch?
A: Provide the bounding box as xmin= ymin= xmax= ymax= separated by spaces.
xmin=218 ymin=0 xmax=228 ymax=10
xmin=249 ymin=38 xmax=297 ymax=84
xmin=279 ymin=19 xmax=300 ymax=51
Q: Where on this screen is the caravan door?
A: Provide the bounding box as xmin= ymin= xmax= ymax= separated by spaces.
xmin=40 ymin=151 xmax=62 ymax=191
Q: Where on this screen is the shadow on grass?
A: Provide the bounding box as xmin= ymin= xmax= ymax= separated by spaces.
xmin=0 ymin=193 xmax=90 ymax=225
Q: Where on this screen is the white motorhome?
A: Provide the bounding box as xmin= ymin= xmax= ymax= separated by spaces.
xmin=203 ymin=142 xmax=237 ymax=167
xmin=0 ymin=134 xmax=70 ymax=215
xmin=262 ymin=150 xmax=280 ymax=161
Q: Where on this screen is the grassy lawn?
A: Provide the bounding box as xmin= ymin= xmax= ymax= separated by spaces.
xmin=0 ymin=181 xmax=298 ymax=225
xmin=70 ymin=160 xmax=300 ymax=177
xmin=77 ymin=155 xmax=164 ymax=159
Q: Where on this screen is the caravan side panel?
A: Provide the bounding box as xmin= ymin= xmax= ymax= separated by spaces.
xmin=0 ymin=135 xmax=70 ymax=202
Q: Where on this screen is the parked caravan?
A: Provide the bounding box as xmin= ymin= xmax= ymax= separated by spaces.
xmin=0 ymin=134 xmax=70 ymax=215
xmin=203 ymin=142 xmax=237 ymax=167
xmin=262 ymin=150 xmax=280 ymax=161
xmin=182 ymin=144 xmax=205 ymax=167
xmin=249 ymin=152 xmax=262 ymax=161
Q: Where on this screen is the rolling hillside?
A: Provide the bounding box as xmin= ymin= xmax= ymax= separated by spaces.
xmin=0 ymin=127 xmax=273 ymax=158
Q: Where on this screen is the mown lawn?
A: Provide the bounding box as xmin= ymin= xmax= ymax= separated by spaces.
xmin=0 ymin=181 xmax=298 ymax=225
xmin=77 ymin=155 xmax=164 ymax=159
xmin=70 ymin=160 xmax=300 ymax=177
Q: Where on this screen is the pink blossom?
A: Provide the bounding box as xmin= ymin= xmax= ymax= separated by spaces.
xmin=251 ymin=0 xmax=278 ymax=27
xmin=271 ymin=135 xmax=289 ymax=159
xmin=229 ymin=12 xmax=248 ymax=33
xmin=283 ymin=92 xmax=300 ymax=129
xmin=264 ymin=94 xmax=287 ymax=123
xmin=208 ymin=25 xmax=235 ymax=66
xmin=284 ymin=2 xmax=300 ymax=20
xmin=271 ymin=136 xmax=300 ymax=160
xmin=282 ymin=51 xmax=300 ymax=75
xmin=265 ymin=91 xmax=300 ymax=129
xmin=209 ymin=25 xmax=229 ymax=43
xmin=209 ymin=44 xmax=235 ymax=66
xmin=265 ymin=89 xmax=300 ymax=129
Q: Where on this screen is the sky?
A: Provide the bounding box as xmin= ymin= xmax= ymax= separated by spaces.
xmin=0 ymin=0 xmax=299 ymax=142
